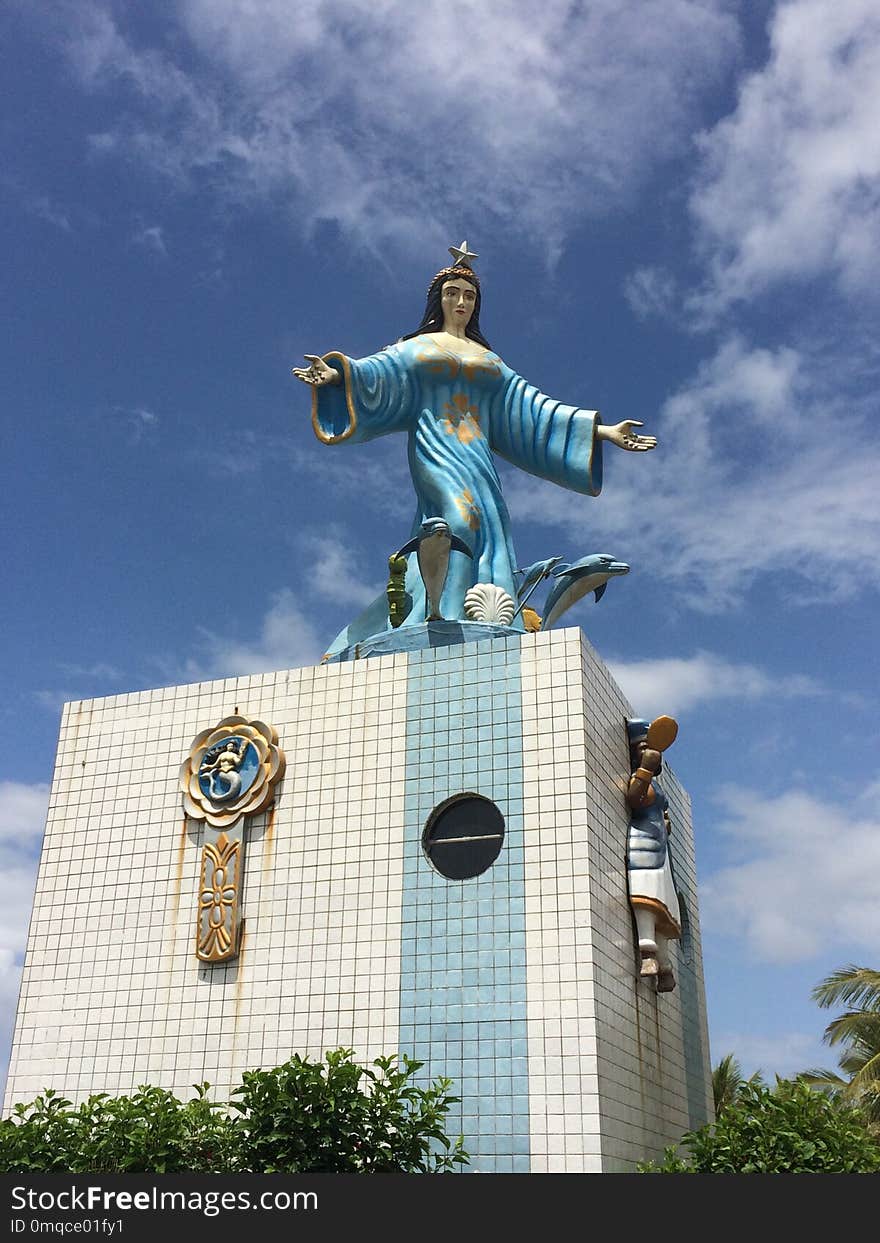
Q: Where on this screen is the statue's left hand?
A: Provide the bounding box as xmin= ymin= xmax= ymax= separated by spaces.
xmin=599 ymin=420 xmax=657 ymax=452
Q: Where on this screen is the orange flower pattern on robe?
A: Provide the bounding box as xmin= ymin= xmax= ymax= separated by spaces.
xmin=442 ymin=391 xmax=483 ymax=444
xmin=454 ymin=487 xmax=481 ymax=531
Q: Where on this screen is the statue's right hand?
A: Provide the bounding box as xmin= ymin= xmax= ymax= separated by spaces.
xmin=291 ymin=354 xmax=339 ymax=386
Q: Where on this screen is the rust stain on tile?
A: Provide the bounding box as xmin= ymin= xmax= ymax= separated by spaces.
xmin=170 ymin=818 xmax=189 ymax=926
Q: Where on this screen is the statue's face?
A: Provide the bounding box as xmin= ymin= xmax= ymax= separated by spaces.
xmin=440 ymin=277 xmax=477 ymax=333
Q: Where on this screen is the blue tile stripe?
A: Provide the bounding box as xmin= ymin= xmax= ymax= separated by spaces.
xmin=398 ymin=637 xmax=530 ymax=1173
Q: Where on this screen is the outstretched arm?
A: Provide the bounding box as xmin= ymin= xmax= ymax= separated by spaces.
xmin=489 ymin=369 xmax=657 ymax=496
xmin=297 ymin=345 xmax=417 ymax=446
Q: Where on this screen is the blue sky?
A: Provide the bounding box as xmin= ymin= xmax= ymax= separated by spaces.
xmin=2 ymin=0 xmax=879 ymax=1098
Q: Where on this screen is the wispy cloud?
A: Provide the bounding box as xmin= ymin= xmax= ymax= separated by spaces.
xmin=0 ymin=782 xmax=49 ymax=1099
xmin=33 ymin=690 xmax=72 ymax=714
xmin=56 ymin=0 xmax=740 ymax=260
xmin=689 ymin=0 xmax=880 ymax=312
xmin=296 ymin=529 xmax=383 ymax=609
xmin=608 ymin=651 xmax=819 ymax=719
xmin=105 ymin=404 xmax=160 ymax=442
xmin=58 ymin=661 xmax=124 ymax=681
xmin=0 ymin=782 xmax=45 ymax=961
xmin=180 ymin=524 xmax=384 ymax=678
xmin=711 ymin=1029 xmax=825 ymax=1081
xmin=28 ymin=193 xmax=73 ymax=233
xmin=1 ymin=175 xmax=83 ymax=233
xmin=504 ymin=333 xmax=880 ymax=608
xmin=623 ymin=266 xmax=680 ymax=321
xmin=702 ymin=783 xmax=880 ymax=964
xmin=131 ymin=223 xmax=167 ymax=256
xmin=0 ymin=782 xmax=49 ymax=850
xmin=181 ymin=586 xmax=328 ymax=679
xmin=34 ymin=663 xmax=126 ymax=714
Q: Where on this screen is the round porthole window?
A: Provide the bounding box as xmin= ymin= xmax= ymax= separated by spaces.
xmin=422 ymin=794 xmax=505 ymax=880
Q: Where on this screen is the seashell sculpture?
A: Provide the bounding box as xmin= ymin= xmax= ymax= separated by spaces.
xmin=463 ymin=583 xmax=516 ymax=626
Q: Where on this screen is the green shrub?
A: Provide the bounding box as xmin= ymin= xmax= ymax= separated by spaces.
xmin=229 ymin=1049 xmax=466 ymax=1172
xmin=0 ymin=1050 xmax=466 ymax=1174
xmin=641 ymin=1078 xmax=880 ymax=1173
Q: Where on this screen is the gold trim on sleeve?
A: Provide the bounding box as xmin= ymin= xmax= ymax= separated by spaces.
xmin=311 ymin=351 xmax=358 ymax=443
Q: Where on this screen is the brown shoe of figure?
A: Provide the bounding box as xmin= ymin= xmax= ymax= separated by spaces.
xmin=657 ymin=969 xmax=676 ymax=993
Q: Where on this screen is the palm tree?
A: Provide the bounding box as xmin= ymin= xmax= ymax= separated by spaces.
xmin=711 ymin=1053 xmax=764 ymax=1117
xmin=712 ymin=1053 xmax=745 ymax=1116
xmin=801 ymin=965 xmax=880 ymax=1129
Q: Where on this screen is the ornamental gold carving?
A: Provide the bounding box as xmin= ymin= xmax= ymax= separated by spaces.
xmin=180 ymin=715 xmax=285 ymax=963
xmin=197 ymin=830 xmax=242 ymax=962
xmin=180 ymin=715 xmax=285 ymax=828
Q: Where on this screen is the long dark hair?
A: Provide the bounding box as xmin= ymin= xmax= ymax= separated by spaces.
xmin=400 ymin=266 xmax=492 ymax=349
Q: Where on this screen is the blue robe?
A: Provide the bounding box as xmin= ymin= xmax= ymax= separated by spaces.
xmin=312 ymin=336 xmax=604 ymax=655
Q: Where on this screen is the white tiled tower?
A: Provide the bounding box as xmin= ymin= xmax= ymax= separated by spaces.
xmin=5 ymin=627 xmax=712 ymax=1171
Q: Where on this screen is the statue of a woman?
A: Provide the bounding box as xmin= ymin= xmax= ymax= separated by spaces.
xmin=293 ymin=247 xmax=655 ymax=656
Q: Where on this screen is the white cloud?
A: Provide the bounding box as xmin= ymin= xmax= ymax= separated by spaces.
xmin=57 ymin=0 xmax=739 ymax=258
xmin=702 ymin=784 xmax=880 ymax=964
xmin=503 ymin=334 xmax=880 ymax=608
xmin=296 ymin=530 xmax=382 ymax=609
xmin=662 ymin=335 xmax=802 ymax=431
xmin=132 ymin=223 xmax=167 ymax=256
xmin=623 ymin=266 xmax=680 ymax=321
xmin=711 ymin=1029 xmax=825 ymax=1081
xmin=608 ymin=651 xmax=818 ymax=719
xmin=186 ymin=587 xmax=327 ymax=678
xmin=0 ymin=782 xmax=49 ymax=851
xmin=33 ymin=690 xmax=70 ymax=714
xmin=183 ymin=528 xmax=383 ymax=678
xmin=102 ymin=404 xmax=159 ymax=443
xmin=0 ymin=781 xmax=46 ymax=964
xmin=0 ymin=783 xmax=48 ymax=1100
xmin=34 ymin=664 xmax=126 ymax=715
xmin=58 ymin=661 xmax=123 ymax=681
xmin=690 ymin=0 xmax=880 ymax=310
xmin=861 ymin=778 xmax=880 ymax=805
xmin=28 ymin=193 xmax=72 ymax=233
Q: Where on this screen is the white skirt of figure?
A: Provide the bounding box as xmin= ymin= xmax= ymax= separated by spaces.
xmin=628 ymin=859 xmax=681 ymax=940
xmin=628 ymin=841 xmax=681 ymax=991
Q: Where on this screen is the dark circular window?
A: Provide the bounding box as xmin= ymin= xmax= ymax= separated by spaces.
xmin=422 ymin=794 xmax=505 ymax=880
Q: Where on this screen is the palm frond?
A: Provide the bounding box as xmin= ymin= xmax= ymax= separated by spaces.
xmin=711 ymin=1053 xmax=744 ymax=1114
xmin=822 ymin=1010 xmax=880 ymax=1048
xmin=799 ymin=1068 xmax=848 ymax=1092
xmin=812 ymin=966 xmax=880 ymax=1012
xmin=807 ymin=965 xmax=880 ymax=1134
xmin=847 ymin=1049 xmax=880 ymax=1092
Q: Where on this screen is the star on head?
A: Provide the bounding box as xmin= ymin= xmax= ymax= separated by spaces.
xmin=448 ymin=240 xmax=478 ymax=268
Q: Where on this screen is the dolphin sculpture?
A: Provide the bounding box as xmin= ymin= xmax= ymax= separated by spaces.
xmin=514 ymin=555 xmax=564 ymax=600
xmin=397 ymin=518 xmax=473 ymax=621
xmin=540 ymin=553 xmax=630 ymax=630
